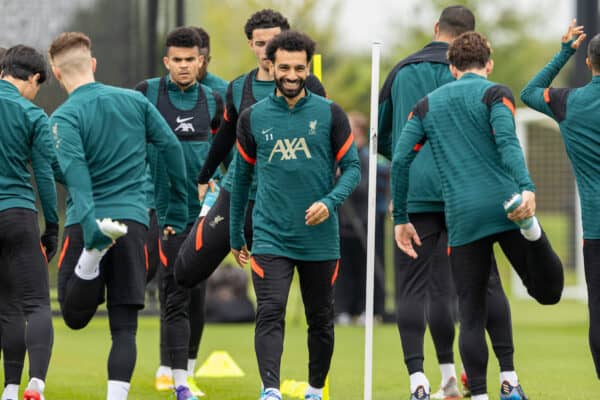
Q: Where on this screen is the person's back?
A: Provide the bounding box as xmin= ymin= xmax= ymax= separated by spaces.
xmin=410 ymin=74 xmax=525 ymax=246
xmin=0 ymin=80 xmax=50 ymax=210
xmin=54 ymin=83 xmax=159 ymax=226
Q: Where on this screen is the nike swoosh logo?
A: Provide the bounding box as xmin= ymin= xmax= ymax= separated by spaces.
xmin=261 ymin=128 xmax=273 ymax=135
xmin=176 ymin=116 xmax=194 ymax=123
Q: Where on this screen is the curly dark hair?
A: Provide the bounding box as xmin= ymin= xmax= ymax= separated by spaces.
xmin=266 ymin=30 xmax=316 ymax=63
xmin=244 ymin=9 xmax=290 ymax=40
xmin=447 ymin=31 xmax=491 ymax=71
xmin=165 ymin=27 xmax=202 ymax=50
xmin=1 ymin=45 xmax=48 ymax=84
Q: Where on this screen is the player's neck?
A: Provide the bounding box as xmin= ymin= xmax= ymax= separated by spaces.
xmin=256 ymin=66 xmax=273 ymax=81
xmin=62 ymin=73 xmax=95 ymax=94
xmin=1 ymin=76 xmax=29 ymax=97
xmin=455 ymin=68 xmax=488 ymax=79
xmin=434 ymin=32 xmax=455 ymax=44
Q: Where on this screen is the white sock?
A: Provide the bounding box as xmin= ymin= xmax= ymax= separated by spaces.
xmin=187 ymin=359 xmax=196 ymax=377
xmin=1 ymin=384 xmax=18 ymax=400
xmin=173 ymin=369 xmax=188 ymax=388
xmin=500 ymin=370 xmax=518 ymax=386
xmin=439 ymin=363 xmax=456 ymax=385
xmin=472 ymin=394 xmax=489 ymax=400
xmin=107 ymin=380 xmax=130 ymax=400
xmin=305 ymin=384 xmax=324 ymax=396
xmin=521 ymin=216 xmax=541 ymax=241
xmin=75 ymin=248 xmax=107 ymax=280
xmin=156 ymin=365 xmax=172 ymax=377
xmin=409 ymin=371 xmax=429 ymax=393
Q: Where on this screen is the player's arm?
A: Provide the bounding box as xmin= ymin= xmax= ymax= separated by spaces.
xmin=520 ymin=20 xmax=585 ymax=120
xmin=144 ymin=100 xmax=188 ymax=234
xmin=308 ymin=104 xmax=360 ymax=226
xmin=30 ymin=112 xmax=60 ymax=260
xmin=197 ymin=83 xmax=238 ymax=186
xmin=486 ymin=86 xmax=535 ymax=193
xmin=229 ymin=108 xmax=255 ymax=265
xmin=50 ymin=113 xmax=112 ymax=250
xmin=377 ymin=69 xmax=398 ymax=160
xmin=391 ymin=99 xmax=427 ymax=258
xmin=31 ymin=113 xmax=59 ymax=225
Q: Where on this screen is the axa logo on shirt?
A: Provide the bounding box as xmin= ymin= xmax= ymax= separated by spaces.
xmin=175 ymin=116 xmax=195 ymax=132
xmin=268 ymin=137 xmax=312 ymax=162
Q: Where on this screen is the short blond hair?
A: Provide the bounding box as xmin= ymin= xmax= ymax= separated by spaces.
xmin=48 ymin=32 xmax=91 ymax=60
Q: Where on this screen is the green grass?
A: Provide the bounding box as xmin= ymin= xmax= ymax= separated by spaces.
xmin=4 ymin=297 xmax=597 ymax=399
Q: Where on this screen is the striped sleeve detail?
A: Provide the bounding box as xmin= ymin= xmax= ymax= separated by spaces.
xmin=330 ymin=103 xmax=353 ymax=161
xmin=336 ymin=134 xmax=354 ymax=161
xmin=483 ymin=84 xmax=516 ymax=116
xmin=543 ymin=88 xmax=551 ymax=103
xmin=236 ymin=141 xmax=256 ymax=165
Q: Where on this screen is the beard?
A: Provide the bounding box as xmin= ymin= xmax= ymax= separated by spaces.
xmin=274 ymin=75 xmax=306 ymax=99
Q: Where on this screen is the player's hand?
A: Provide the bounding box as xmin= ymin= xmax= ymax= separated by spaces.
xmin=305 ymin=202 xmax=330 ymax=225
xmin=41 ymin=222 xmax=59 ymax=261
xmin=508 ymin=190 xmax=536 ymax=222
xmin=232 ymin=245 xmax=250 ymax=267
xmin=197 ymin=183 xmax=208 ymax=202
xmin=562 ymin=19 xmax=586 ymax=49
xmin=163 ymin=226 xmax=176 ymax=239
xmin=394 ymin=223 xmax=421 ymax=259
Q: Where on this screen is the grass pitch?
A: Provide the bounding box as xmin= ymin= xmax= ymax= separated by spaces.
xmin=4 ymin=297 xmax=596 ymax=399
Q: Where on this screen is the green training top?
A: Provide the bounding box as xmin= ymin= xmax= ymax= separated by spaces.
xmin=136 ymin=75 xmax=222 ymax=226
xmin=392 ymin=73 xmax=535 ymax=246
xmin=0 ymin=80 xmax=58 ymax=225
xmin=51 ymin=82 xmax=187 ymax=250
xmin=231 ymin=91 xmax=361 ymax=261
xmin=379 ymin=42 xmax=453 ymax=213
xmin=521 ymin=42 xmax=600 ymax=239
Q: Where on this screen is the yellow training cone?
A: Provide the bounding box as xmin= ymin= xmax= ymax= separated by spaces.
xmin=195 ymin=350 xmax=245 ymax=377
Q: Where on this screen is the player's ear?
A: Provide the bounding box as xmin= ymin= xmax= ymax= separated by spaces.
xmin=485 ymin=59 xmax=494 ymax=75
xmin=91 ymin=57 xmax=97 ymax=73
xmin=586 ymin=57 xmax=593 ymax=71
xmin=51 ymin=65 xmax=61 ymax=81
xmin=449 ymin=64 xmax=459 ymax=79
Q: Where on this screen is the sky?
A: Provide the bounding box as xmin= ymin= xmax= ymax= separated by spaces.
xmin=332 ymin=0 xmax=575 ymax=52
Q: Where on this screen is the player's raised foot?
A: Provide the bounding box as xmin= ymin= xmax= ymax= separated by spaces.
xmin=410 ymin=385 xmax=430 ymax=400
xmin=186 ymin=376 xmax=205 ymax=397
xmin=175 ymin=385 xmax=198 ymax=400
xmin=260 ymin=388 xmax=282 ymax=400
xmin=431 ymin=376 xmax=461 ymax=399
xmin=155 ymin=373 xmax=173 ymax=391
xmin=503 ymin=193 xmax=534 ymax=230
xmin=97 ymin=218 xmax=128 ymax=241
xmin=500 ymin=381 xmax=528 ymax=400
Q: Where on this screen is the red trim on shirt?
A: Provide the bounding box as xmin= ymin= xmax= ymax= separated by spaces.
xmin=543 ymin=88 xmax=551 ymax=103
xmin=237 ymin=141 xmax=256 ymax=165
xmin=336 ymin=134 xmax=354 ymax=161
xmin=502 ymin=97 xmax=516 ymax=115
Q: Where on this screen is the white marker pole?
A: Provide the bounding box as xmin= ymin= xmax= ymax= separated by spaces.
xmin=364 ymin=40 xmax=381 ymax=400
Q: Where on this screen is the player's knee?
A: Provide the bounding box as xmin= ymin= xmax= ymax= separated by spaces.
xmin=61 ymin=307 xmax=94 ymax=330
xmin=531 ymin=286 xmax=562 ymax=305
xmin=256 ymin=301 xmax=286 ymax=323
